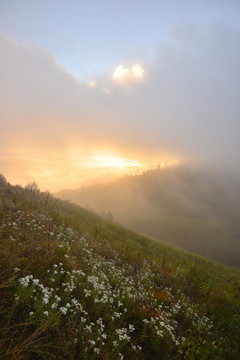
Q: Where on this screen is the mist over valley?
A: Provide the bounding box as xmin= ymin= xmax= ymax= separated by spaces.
xmin=57 ymin=165 xmax=240 ymax=267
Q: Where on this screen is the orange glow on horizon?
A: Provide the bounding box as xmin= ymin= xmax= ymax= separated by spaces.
xmin=2 ymin=147 xmax=182 ymax=192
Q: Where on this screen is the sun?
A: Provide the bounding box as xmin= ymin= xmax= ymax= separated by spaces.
xmin=92 ymin=154 xmax=141 ymax=169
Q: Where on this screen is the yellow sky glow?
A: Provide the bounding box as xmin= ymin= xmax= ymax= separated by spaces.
xmin=2 ymin=147 xmax=181 ymax=192
xmin=92 ymin=154 xmax=141 ymax=168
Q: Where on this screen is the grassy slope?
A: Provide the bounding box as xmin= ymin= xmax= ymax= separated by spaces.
xmin=0 ymin=177 xmax=240 ymax=359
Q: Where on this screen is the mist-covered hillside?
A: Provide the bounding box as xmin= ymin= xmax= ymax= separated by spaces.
xmin=57 ymin=165 xmax=240 ymax=267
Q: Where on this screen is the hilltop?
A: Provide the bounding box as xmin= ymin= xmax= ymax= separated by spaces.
xmin=57 ymin=165 xmax=240 ymax=267
xmin=0 ymin=174 xmax=240 ymax=359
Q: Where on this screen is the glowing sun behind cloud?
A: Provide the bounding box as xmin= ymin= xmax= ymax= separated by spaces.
xmin=92 ymin=154 xmax=141 ymax=169
xmin=113 ymin=63 xmax=144 ymax=83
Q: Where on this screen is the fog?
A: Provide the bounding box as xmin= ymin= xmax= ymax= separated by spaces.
xmin=57 ymin=165 xmax=240 ymax=267
xmin=1 ymin=24 xmax=240 ymax=190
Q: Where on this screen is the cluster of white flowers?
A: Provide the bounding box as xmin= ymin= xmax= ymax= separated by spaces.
xmin=19 ymin=275 xmax=33 ymax=287
xmin=116 ymin=328 xmax=131 ymax=342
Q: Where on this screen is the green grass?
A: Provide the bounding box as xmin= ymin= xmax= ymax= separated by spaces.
xmin=0 ymin=176 xmax=240 ymax=359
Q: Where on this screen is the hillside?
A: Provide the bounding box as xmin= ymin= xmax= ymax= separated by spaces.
xmin=57 ymin=165 xmax=240 ymax=267
xmin=1 ymin=174 xmax=240 ymax=359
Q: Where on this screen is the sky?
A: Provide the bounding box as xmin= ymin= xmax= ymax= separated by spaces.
xmin=1 ymin=0 xmax=240 ymax=191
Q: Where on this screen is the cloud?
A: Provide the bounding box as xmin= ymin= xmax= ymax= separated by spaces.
xmin=89 ymin=80 xmax=97 ymax=87
xmin=1 ymin=25 xmax=240 ymax=190
xmin=113 ymin=64 xmax=144 ymax=84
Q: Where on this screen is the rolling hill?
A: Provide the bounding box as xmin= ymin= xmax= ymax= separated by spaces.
xmin=0 ymin=174 xmax=240 ymax=359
